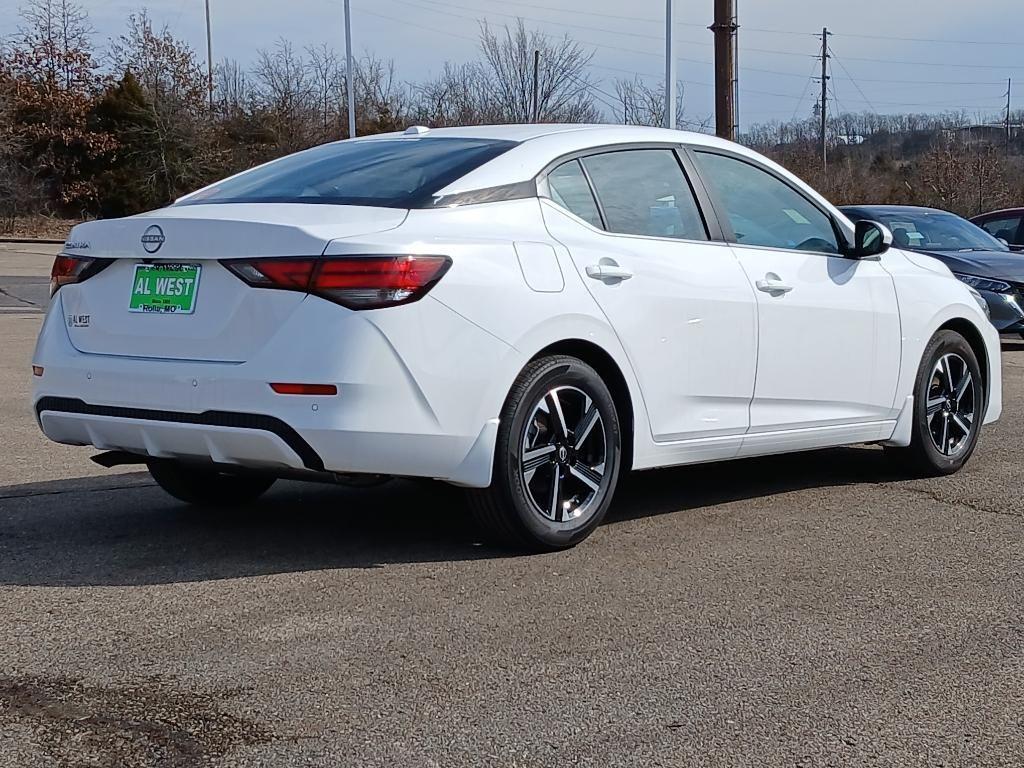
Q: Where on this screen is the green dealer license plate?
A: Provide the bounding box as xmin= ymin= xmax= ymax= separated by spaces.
xmin=129 ymin=263 xmax=201 ymax=314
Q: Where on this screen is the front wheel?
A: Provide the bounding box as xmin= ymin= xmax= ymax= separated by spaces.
xmin=148 ymin=460 xmax=276 ymax=506
xmin=467 ymin=355 xmax=622 ymax=551
xmin=892 ymin=330 xmax=984 ymax=476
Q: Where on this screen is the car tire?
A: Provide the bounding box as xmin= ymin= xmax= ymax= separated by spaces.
xmin=891 ymin=330 xmax=984 ymax=476
xmin=467 ymin=355 xmax=622 ymax=552
xmin=148 ymin=460 xmax=276 ymax=506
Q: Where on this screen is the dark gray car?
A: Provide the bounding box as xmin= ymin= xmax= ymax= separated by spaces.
xmin=841 ymin=205 xmax=1024 ymax=335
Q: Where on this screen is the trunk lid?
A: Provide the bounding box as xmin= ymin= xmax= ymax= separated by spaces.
xmin=59 ymin=204 xmax=406 ymax=362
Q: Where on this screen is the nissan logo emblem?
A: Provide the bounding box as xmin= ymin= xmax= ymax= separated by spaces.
xmin=141 ymin=225 xmax=165 ymax=254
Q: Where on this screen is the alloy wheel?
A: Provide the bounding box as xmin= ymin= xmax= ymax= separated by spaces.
xmin=926 ymin=352 xmax=976 ymax=457
xmin=520 ymin=385 xmax=607 ymax=526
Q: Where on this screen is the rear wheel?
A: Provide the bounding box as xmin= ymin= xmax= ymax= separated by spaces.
xmin=148 ymin=460 xmax=276 ymax=506
xmin=467 ymin=355 xmax=622 ymax=551
xmin=892 ymin=330 xmax=984 ymax=476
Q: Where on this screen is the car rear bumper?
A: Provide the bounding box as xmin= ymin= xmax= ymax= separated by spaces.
xmin=31 ymin=293 xmax=514 ymax=487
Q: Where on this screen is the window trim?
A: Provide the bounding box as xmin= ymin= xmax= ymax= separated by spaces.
xmin=541 ymin=158 xmax=607 ymax=229
xmin=536 ymin=142 xmax=724 ymax=244
xmin=686 ymin=145 xmax=853 ymax=258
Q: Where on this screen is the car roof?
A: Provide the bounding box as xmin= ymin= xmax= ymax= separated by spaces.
xmin=970 ymin=207 xmax=1024 ymax=219
xmin=381 ymin=124 xmax=743 ymax=195
xmin=839 ymin=205 xmax=955 ymax=216
xmin=354 ymin=123 xmax=721 ymax=145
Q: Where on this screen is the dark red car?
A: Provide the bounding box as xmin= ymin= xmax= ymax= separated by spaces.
xmin=971 ymin=208 xmax=1024 ymax=251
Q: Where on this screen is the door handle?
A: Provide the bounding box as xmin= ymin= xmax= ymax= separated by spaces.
xmin=755 ymin=275 xmax=793 ymax=294
xmin=586 ymin=264 xmax=634 ymax=281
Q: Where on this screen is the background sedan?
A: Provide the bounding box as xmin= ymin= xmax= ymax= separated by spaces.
xmin=842 ymin=205 xmax=1024 ymax=335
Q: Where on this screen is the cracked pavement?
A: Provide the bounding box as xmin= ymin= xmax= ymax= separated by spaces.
xmin=0 ymin=243 xmax=1021 ymax=766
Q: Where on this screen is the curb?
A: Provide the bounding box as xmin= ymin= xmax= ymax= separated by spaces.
xmin=0 ymin=238 xmax=65 ymax=245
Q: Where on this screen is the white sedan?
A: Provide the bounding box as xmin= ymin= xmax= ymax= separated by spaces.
xmin=33 ymin=124 xmax=1001 ymax=550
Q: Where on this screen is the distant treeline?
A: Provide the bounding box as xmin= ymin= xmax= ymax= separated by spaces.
xmin=2 ymin=0 xmax=1021 ymax=231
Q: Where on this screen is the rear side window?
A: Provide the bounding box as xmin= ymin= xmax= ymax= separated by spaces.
xmin=178 ymin=137 xmax=517 ymax=208
xmin=581 ymin=150 xmax=707 ymax=240
xmin=694 ymin=151 xmax=839 ymax=254
xmin=546 ymin=160 xmax=603 ymax=228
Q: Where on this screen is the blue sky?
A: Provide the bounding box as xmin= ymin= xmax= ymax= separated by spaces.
xmin=2 ymin=0 xmax=1021 ymax=129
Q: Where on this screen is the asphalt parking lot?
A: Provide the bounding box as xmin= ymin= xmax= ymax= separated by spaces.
xmin=0 ymin=243 xmax=1021 ymax=767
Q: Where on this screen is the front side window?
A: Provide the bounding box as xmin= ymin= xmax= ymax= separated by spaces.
xmin=178 ymin=137 xmax=517 ymax=209
xmin=580 ymin=150 xmax=707 ymax=240
xmin=977 ymin=214 xmax=1022 ymax=245
xmin=695 ymin=151 xmax=840 ymax=254
xmin=546 ymin=159 xmax=603 ymax=228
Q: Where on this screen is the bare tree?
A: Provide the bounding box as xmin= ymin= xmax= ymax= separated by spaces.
xmin=107 ymin=11 xmax=211 ymax=203
xmin=478 ymin=20 xmax=599 ymax=123
xmin=252 ymin=38 xmax=318 ymax=152
xmin=613 ymin=76 xmax=695 ymax=129
xmin=16 ymin=0 xmax=92 ymax=88
xmin=307 ymin=42 xmax=345 ymax=138
xmin=414 ymin=62 xmax=492 ymax=126
xmin=355 ymin=54 xmax=411 ymax=134
xmin=215 ymin=57 xmax=250 ymax=117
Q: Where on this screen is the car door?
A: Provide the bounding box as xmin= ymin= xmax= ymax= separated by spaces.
xmin=540 ymin=147 xmax=757 ymax=448
xmin=691 ymin=149 xmax=902 ymax=435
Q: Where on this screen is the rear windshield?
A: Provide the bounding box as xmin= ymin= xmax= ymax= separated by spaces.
xmin=177 ymin=137 xmax=517 ymax=209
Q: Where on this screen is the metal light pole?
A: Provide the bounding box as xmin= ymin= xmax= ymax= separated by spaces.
xmin=344 ymin=0 xmax=356 ymax=138
xmin=664 ymin=0 xmax=675 ymax=129
xmin=204 ymin=0 xmax=213 ymax=111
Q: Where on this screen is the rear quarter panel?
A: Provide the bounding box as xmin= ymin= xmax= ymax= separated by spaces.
xmin=327 ymin=199 xmax=654 ymax=464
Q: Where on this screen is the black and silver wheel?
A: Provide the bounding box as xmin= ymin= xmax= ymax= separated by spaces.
xmin=468 ymin=355 xmax=622 ymax=551
xmin=148 ymin=460 xmax=276 ymax=506
xmin=894 ymin=330 xmax=984 ymax=476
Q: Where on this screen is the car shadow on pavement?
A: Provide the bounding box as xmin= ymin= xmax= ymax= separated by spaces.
xmin=0 ymin=445 xmax=910 ymax=587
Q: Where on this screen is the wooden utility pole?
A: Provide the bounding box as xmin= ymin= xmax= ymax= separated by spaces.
xmin=1006 ymin=78 xmax=1013 ymax=153
xmin=204 ymin=0 xmax=213 ymax=111
xmin=532 ymin=50 xmax=540 ymax=123
xmin=819 ymin=27 xmax=830 ymax=169
xmin=732 ymin=0 xmax=739 ymax=137
xmin=711 ymin=0 xmax=736 ymax=140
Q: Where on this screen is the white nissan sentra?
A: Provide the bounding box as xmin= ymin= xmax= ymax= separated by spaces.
xmin=33 ymin=124 xmax=1001 ymax=550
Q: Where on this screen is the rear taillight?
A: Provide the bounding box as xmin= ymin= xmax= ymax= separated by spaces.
xmin=223 ymin=255 xmax=451 ymax=310
xmin=50 ymin=255 xmax=112 ymax=296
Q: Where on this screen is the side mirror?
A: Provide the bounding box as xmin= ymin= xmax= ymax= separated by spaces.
xmin=997 ymin=237 xmax=1010 ymax=247
xmin=853 ymin=219 xmax=892 ymax=259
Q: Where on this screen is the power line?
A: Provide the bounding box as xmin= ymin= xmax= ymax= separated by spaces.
xmin=790 ymin=58 xmax=819 ymax=120
xmin=829 ymin=30 xmax=1024 ymax=48
xmin=830 ymin=48 xmax=876 ymax=114
xmin=327 ymin=0 xmax=1011 ymax=120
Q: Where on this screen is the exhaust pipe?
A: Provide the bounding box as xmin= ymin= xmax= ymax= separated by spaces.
xmin=91 ymin=450 xmax=148 ymax=468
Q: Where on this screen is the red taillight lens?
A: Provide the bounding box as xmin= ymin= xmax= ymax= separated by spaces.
xmin=50 ymin=255 xmax=90 ymax=295
xmin=50 ymin=255 xmax=112 ymax=295
xmin=223 ymin=255 xmax=451 ymax=310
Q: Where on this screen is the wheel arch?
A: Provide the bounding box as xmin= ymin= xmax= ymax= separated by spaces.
xmin=937 ymin=317 xmax=990 ymax=408
xmin=529 ymin=339 xmax=636 ymax=472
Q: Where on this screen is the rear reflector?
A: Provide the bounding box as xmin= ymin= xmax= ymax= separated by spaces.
xmin=32 ymin=365 xmax=44 ymax=377
xmin=224 ymin=255 xmax=451 ymax=310
xmin=269 ymin=383 xmax=338 ymax=396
